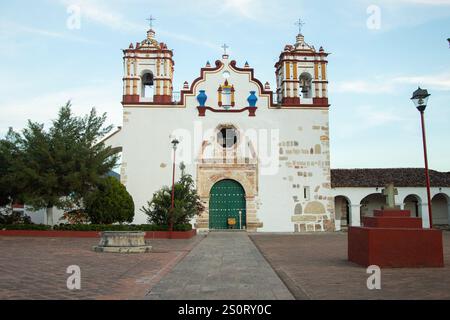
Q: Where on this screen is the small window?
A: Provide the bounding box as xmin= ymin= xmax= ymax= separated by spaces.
xmin=217 ymin=127 xmax=238 ymax=148
xmin=303 ymin=186 xmax=310 ymax=200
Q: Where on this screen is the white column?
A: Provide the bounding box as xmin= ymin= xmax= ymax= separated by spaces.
xmin=335 ymin=219 xmax=341 ymax=231
xmin=421 ymin=203 xmax=431 ymax=228
xmin=447 ymin=204 xmax=450 ymax=224
xmin=350 ymin=204 xmax=361 ymax=227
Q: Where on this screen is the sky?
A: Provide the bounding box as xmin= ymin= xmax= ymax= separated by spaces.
xmin=0 ymin=0 xmax=449 ymax=171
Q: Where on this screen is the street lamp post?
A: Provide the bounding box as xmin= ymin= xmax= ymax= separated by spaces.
xmin=411 ymin=87 xmax=433 ymax=228
xmin=170 ymin=138 xmax=179 ymax=235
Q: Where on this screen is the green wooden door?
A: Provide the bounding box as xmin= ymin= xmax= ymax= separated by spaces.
xmin=209 ymin=179 xmax=246 ymax=230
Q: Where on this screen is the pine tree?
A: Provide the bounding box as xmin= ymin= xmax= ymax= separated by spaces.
xmin=12 ymin=101 xmax=119 ymax=225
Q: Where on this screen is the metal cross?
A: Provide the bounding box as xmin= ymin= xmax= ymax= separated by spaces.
xmin=295 ymin=19 xmax=305 ymax=34
xmin=221 ymin=43 xmax=229 ymax=55
xmin=146 ymin=15 xmax=156 ymax=29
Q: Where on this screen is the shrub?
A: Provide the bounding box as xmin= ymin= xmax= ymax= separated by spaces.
xmin=85 ymin=177 xmax=135 ymax=224
xmin=0 ymin=224 xmax=51 ymax=231
xmin=141 ymin=173 xmax=203 ymax=227
xmin=52 ymin=223 xmax=192 ymax=232
xmin=60 ymin=209 xmax=90 ymax=225
xmin=0 ymin=211 xmax=31 ymax=225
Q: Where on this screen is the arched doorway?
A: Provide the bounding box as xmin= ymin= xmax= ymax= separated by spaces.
xmin=432 ymin=193 xmax=449 ymax=226
xmin=360 ymin=193 xmax=385 ymax=219
xmin=209 ymin=179 xmax=246 ymax=230
xmin=404 ymin=194 xmax=421 ymax=217
xmin=335 ymin=196 xmax=351 ymax=229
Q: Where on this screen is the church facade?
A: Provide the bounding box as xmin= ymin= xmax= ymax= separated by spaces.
xmin=106 ymin=26 xmax=334 ymax=232
xmin=106 ymin=24 xmax=334 ymax=232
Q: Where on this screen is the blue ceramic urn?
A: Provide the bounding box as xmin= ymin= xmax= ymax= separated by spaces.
xmin=197 ymin=90 xmax=207 ymax=107
xmin=247 ymin=91 xmax=258 ymax=107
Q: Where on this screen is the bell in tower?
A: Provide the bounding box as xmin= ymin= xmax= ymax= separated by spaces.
xmin=122 ymin=16 xmax=175 ymax=106
xmin=274 ymin=19 xmax=330 ymax=107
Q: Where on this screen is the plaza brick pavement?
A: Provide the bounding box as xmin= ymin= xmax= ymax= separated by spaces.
xmin=0 ymin=235 xmax=203 ymax=300
xmin=250 ymin=231 xmax=450 ymax=300
xmin=2 ymin=232 xmax=450 ymax=300
xmin=146 ymin=231 xmax=294 ymax=300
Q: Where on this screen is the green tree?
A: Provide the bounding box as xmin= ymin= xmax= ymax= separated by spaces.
xmin=0 ymin=128 xmax=27 ymax=209
xmin=141 ymin=167 xmax=204 ymax=227
xmin=84 ymin=176 xmax=134 ymax=224
xmin=12 ymin=101 xmax=119 ymax=224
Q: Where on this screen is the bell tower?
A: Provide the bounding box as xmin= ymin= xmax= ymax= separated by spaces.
xmin=275 ymin=23 xmax=329 ymax=107
xmin=122 ymin=22 xmax=174 ymax=105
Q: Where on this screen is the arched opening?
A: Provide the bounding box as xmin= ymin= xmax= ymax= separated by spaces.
xmin=334 ymin=196 xmax=351 ymax=229
xmin=299 ymin=72 xmax=312 ymax=99
xmin=209 ymin=179 xmax=246 ymax=230
xmin=141 ymin=72 xmax=154 ymax=101
xmin=360 ymin=193 xmax=385 ymax=221
xmin=432 ymin=193 xmax=449 ymax=226
xmin=403 ymin=194 xmax=421 ymax=218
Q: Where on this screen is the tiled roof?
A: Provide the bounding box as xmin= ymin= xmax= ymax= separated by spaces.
xmin=331 ymin=168 xmax=450 ymax=188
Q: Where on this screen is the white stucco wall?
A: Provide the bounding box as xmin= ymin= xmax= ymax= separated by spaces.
xmin=331 ymin=187 xmax=450 ymax=228
xmin=111 ymin=57 xmax=332 ymax=232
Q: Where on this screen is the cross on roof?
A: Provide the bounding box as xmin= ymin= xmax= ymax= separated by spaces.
xmin=146 ymin=15 xmax=156 ymax=29
xmin=295 ymin=19 xmax=305 ymax=34
xmin=221 ymin=43 xmax=229 ymax=55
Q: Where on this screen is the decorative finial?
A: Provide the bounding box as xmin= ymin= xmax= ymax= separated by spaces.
xmin=206 ymin=61 xmax=211 ymax=67
xmin=295 ymin=19 xmax=305 ymax=34
xmin=245 ymin=61 xmax=250 ymax=68
xmin=265 ymin=82 xmax=271 ymax=90
xmin=183 ymin=81 xmax=189 ymax=90
xmin=146 ymin=15 xmax=156 ymax=29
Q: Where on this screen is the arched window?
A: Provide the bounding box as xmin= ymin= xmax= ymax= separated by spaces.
xmin=299 ymin=72 xmax=312 ymax=99
xmin=141 ymin=72 xmax=154 ymax=100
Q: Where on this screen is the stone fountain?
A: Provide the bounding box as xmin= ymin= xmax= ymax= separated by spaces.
xmin=93 ymin=231 xmax=152 ymax=253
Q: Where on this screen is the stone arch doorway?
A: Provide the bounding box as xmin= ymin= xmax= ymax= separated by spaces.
xmin=432 ymin=193 xmax=449 ymax=226
xmin=404 ymin=194 xmax=421 ymax=217
xmin=334 ymin=196 xmax=351 ymax=229
xmin=360 ymin=193 xmax=385 ymax=220
xmin=209 ymin=179 xmax=246 ymax=230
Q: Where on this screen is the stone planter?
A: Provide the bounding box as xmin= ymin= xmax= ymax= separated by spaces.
xmin=93 ymin=231 xmax=152 ymax=253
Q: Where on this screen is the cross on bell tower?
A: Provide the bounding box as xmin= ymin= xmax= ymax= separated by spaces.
xmin=146 ymin=15 xmax=156 ymax=29
xmin=295 ymin=19 xmax=305 ymax=34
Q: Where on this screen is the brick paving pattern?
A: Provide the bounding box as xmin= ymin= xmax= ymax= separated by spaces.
xmin=250 ymin=231 xmax=450 ymax=300
xmin=0 ymin=236 xmax=203 ymax=300
xmin=146 ymin=231 xmax=294 ymax=300
xmin=2 ymin=231 xmax=450 ymax=300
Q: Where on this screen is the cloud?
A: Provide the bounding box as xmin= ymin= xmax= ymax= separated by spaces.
xmin=394 ymin=0 xmax=450 ymax=5
xmin=392 ymin=73 xmax=450 ymax=90
xmin=333 ymin=71 xmax=450 ymax=94
xmin=222 ymin=0 xmax=259 ymax=20
xmin=56 ymin=0 xmax=223 ymax=50
xmin=333 ymin=80 xmax=395 ymax=94
xmin=0 ymin=21 xmax=101 ymax=44
xmin=59 ymin=0 xmax=140 ymax=31
xmin=0 ymin=84 xmax=123 ymax=137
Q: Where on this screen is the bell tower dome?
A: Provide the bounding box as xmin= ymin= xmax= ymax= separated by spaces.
xmin=122 ymin=23 xmax=174 ymax=105
xmin=274 ymin=28 xmax=329 ymax=107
